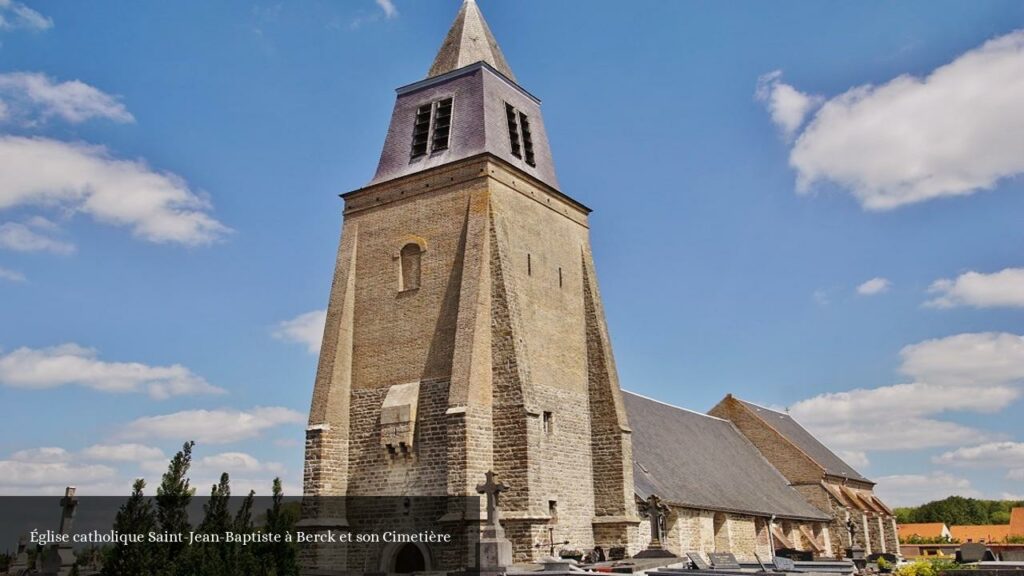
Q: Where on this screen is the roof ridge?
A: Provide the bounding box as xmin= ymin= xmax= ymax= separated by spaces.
xmin=622 ymin=389 xmax=730 ymax=422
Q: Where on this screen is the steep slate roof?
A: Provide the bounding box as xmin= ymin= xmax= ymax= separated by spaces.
xmin=623 ymin=391 xmax=831 ymax=522
xmin=428 ymin=0 xmax=516 ymax=81
xmin=735 ymin=398 xmax=872 ymax=484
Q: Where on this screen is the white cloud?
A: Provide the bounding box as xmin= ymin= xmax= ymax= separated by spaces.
xmin=11 ymin=447 xmax=71 ymax=463
xmin=0 ymin=136 xmax=229 ymax=246
xmin=274 ymin=309 xmax=326 ymax=354
xmin=899 ymin=332 xmax=1024 ymax=388
xmin=0 ymin=0 xmax=53 ymax=31
xmin=376 ymin=0 xmax=398 ymax=19
xmin=756 ymin=71 xmax=823 ymax=139
xmin=926 ymin=268 xmax=1024 ymax=309
xmin=0 ymin=220 xmax=75 ymax=255
xmin=873 ymin=472 xmax=980 ymax=507
xmin=789 ymin=332 xmax=1024 ymax=453
xmin=934 ymin=442 xmax=1024 ymax=468
xmin=196 ymin=452 xmax=285 ymax=474
xmin=837 ymin=450 xmax=870 ymax=469
xmin=857 ymin=277 xmax=891 ymax=296
xmin=81 ymin=443 xmax=165 ymax=462
xmin=0 ymin=461 xmax=116 ymax=487
xmin=1007 ymin=470 xmax=1024 ymax=481
xmin=768 ymin=30 xmax=1024 ymax=210
xmin=121 ymin=407 xmax=305 ymax=444
xmin=0 ymin=265 xmax=26 ymax=282
xmin=0 ymin=343 xmax=225 ymax=399
xmin=0 ymin=72 xmax=132 ymax=125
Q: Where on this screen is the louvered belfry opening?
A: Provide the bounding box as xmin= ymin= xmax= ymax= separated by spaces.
xmin=411 ymin=103 xmax=433 ymax=158
xmin=518 ymin=111 xmax=535 ymax=166
xmin=432 ymin=98 xmax=453 ymax=152
xmin=505 ymin=102 xmax=522 ymax=159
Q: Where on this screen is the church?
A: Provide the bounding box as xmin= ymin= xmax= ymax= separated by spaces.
xmin=302 ymin=0 xmax=896 ymax=570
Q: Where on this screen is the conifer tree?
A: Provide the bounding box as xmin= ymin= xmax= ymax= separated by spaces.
xmin=101 ymin=479 xmax=157 ymax=576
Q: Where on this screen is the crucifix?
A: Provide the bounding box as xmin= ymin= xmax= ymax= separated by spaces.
xmin=476 ymin=470 xmax=508 ymax=527
xmin=59 ymin=486 xmax=78 ymax=536
xmin=639 ymin=494 xmax=670 ymax=550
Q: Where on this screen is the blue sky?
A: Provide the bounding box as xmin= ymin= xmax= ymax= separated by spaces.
xmin=1 ymin=0 xmax=1023 ymax=506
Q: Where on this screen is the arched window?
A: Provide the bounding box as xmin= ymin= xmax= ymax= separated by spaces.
xmin=400 ymin=243 xmax=422 ymax=291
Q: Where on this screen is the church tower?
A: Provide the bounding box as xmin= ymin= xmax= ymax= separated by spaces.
xmin=304 ymin=0 xmax=638 ymax=562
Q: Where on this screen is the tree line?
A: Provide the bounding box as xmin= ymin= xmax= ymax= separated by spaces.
xmin=895 ymin=496 xmax=1024 ymax=526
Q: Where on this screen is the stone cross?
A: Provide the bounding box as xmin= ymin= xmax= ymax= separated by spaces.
xmin=475 ymin=470 xmax=508 ymax=526
xmin=640 ymin=494 xmax=669 ymax=549
xmin=58 ymin=486 xmax=78 ymax=536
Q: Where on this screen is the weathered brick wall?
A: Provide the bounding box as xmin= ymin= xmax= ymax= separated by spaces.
xmin=708 ymin=398 xmax=822 ymax=485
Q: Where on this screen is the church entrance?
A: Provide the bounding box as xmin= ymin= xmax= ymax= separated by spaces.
xmin=393 ymin=543 xmax=427 ymax=573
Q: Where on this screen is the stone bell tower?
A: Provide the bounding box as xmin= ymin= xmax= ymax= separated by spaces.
xmin=304 ymin=0 xmax=638 ymax=562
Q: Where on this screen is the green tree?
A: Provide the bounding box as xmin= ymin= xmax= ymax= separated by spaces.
xmin=261 ymin=478 xmax=298 ymax=576
xmin=156 ymin=441 xmax=196 ymax=558
xmin=101 ymin=479 xmax=157 ymax=576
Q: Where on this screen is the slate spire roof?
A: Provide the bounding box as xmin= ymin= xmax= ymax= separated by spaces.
xmin=428 ymin=0 xmax=516 ymax=81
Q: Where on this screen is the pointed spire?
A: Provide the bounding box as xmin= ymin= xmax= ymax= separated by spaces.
xmin=428 ymin=0 xmax=516 ymax=81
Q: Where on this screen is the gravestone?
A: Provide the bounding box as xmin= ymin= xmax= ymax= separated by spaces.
xmin=476 ymin=471 xmax=513 ymax=574
xmin=957 ymin=543 xmax=995 ymax=563
xmin=635 ymin=494 xmax=675 ymax=558
xmin=773 ymin=556 xmax=797 ymax=572
xmin=708 ymin=552 xmax=742 ymax=570
xmin=686 ymin=551 xmax=712 ymax=570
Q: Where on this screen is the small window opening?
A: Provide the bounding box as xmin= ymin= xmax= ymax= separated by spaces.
xmin=505 ymin=103 xmax=522 ymax=159
xmin=400 ymin=243 xmax=422 ymax=291
xmin=411 ymin=104 xmax=432 ymax=158
xmin=558 ymin=267 xmax=563 ymax=288
xmin=432 ymin=98 xmax=453 ymax=152
xmin=527 ymin=253 xmax=532 ymax=276
xmin=542 ymin=411 xmax=553 ymax=434
xmin=548 ymin=500 xmax=558 ymax=521
xmin=518 ymin=111 xmax=536 ymax=166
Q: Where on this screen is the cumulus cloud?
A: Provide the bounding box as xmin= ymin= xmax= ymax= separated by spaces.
xmin=874 ymin=472 xmax=980 ymax=507
xmin=934 ymin=442 xmax=1024 ymax=468
xmin=0 ymin=0 xmax=52 ymax=31
xmin=857 ymin=277 xmax=891 ymax=296
xmin=764 ymin=30 xmax=1024 ymax=210
xmin=899 ymin=332 xmax=1024 ymax=388
xmin=0 ymin=72 xmax=133 ymax=125
xmin=0 ymin=265 xmax=26 ymax=282
xmin=789 ymin=332 xmax=1024 ymax=453
xmin=0 ymin=460 xmax=116 ymax=487
xmin=837 ymin=450 xmax=870 ymax=469
xmin=81 ymin=443 xmax=165 ymax=462
xmin=11 ymin=447 xmax=71 ymax=463
xmin=376 ymin=0 xmax=398 ymax=19
xmin=926 ymin=267 xmax=1024 ymax=309
xmin=0 ymin=220 xmax=75 ymax=255
xmin=196 ymin=452 xmax=285 ymax=474
xmin=756 ymin=71 xmax=822 ymax=139
xmin=0 ymin=136 xmax=229 ymax=246
xmin=0 ymin=343 xmax=225 ymax=399
xmin=1008 ymin=470 xmax=1024 ymax=481
xmin=274 ymin=309 xmax=326 ymax=354
xmin=121 ymin=407 xmax=305 ymax=444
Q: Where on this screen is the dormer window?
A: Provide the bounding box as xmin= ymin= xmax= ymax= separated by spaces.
xmin=504 ymin=102 xmax=536 ymax=167
xmin=410 ymin=97 xmax=454 ymax=160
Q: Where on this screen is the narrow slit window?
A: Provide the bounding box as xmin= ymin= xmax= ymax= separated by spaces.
xmin=505 ymin=103 xmax=522 ymax=159
xmin=542 ymin=411 xmax=553 ymax=434
xmin=400 ymin=243 xmax=422 ymax=291
xmin=518 ymin=111 xmax=536 ymax=166
xmin=527 ymin=253 xmax=532 ymax=276
xmin=432 ymin=98 xmax=453 ymax=152
xmin=411 ymin=104 xmax=432 ymax=158
xmin=558 ymin=267 xmax=563 ymax=288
